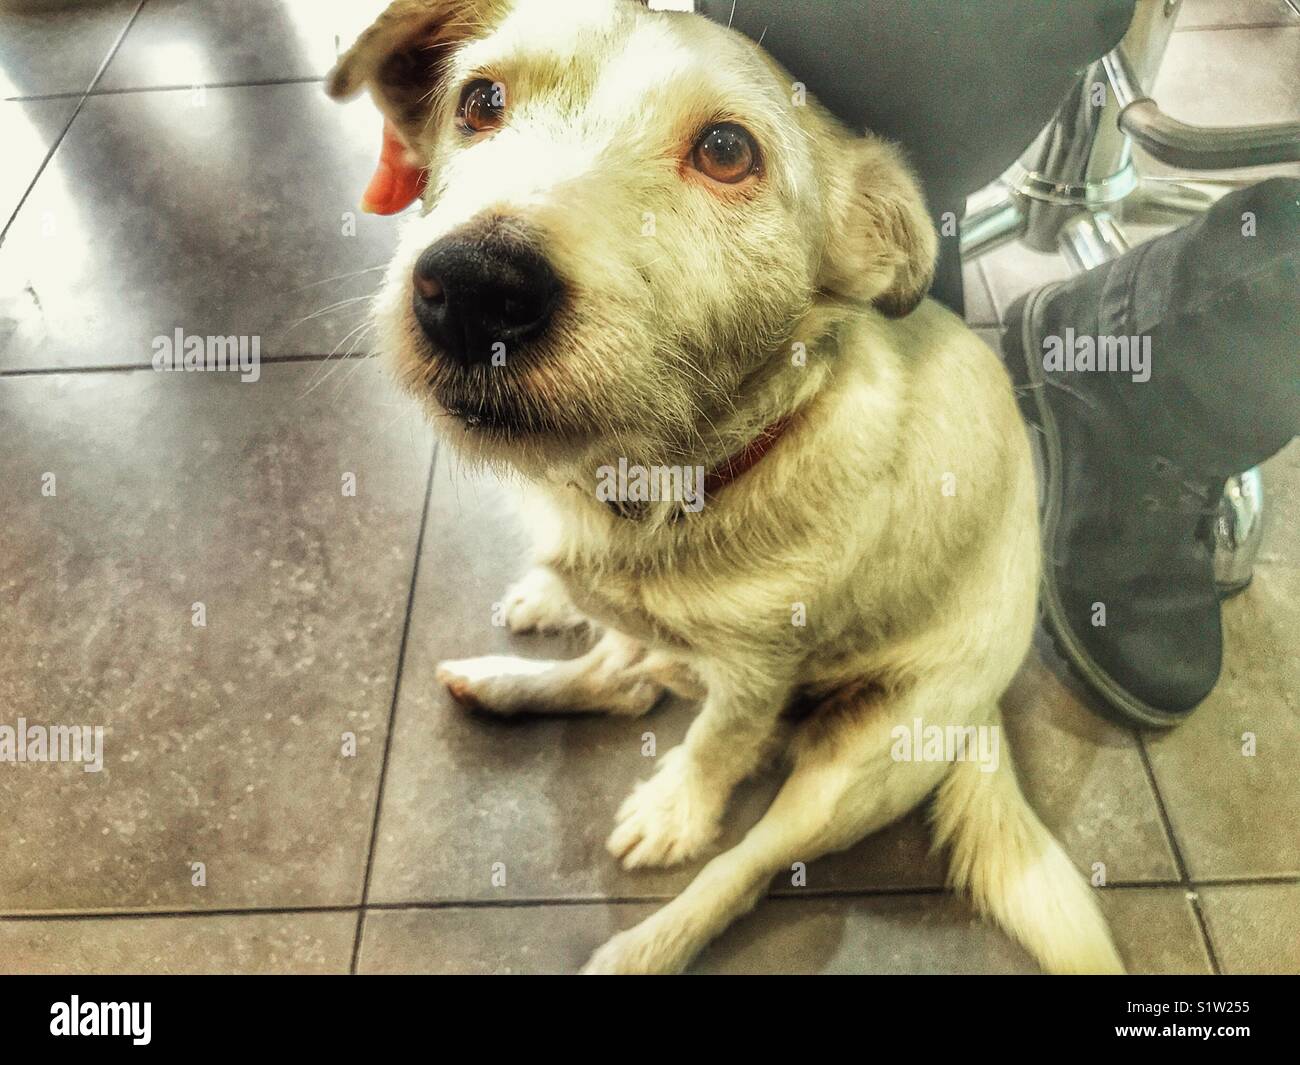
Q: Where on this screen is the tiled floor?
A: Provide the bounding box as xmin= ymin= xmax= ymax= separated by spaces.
xmin=0 ymin=1 xmax=1295 ymax=975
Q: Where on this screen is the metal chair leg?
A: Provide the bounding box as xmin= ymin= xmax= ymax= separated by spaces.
xmin=960 ymin=186 xmax=1026 ymax=258
xmin=1058 ymin=211 xmax=1132 ymax=271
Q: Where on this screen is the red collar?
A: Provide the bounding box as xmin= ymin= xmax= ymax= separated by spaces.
xmin=598 ymin=415 xmax=796 ymax=522
xmin=703 ymin=416 xmax=794 ymax=497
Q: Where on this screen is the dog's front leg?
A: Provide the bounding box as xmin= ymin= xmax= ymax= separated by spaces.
xmin=607 ymin=661 xmax=793 ymax=870
xmin=435 ymin=630 xmax=668 ymax=717
xmin=501 ymin=565 xmax=591 ymax=635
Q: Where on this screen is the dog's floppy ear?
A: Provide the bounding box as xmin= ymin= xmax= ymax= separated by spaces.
xmin=820 ymin=136 xmax=938 ymax=319
xmin=326 ymin=0 xmax=502 ymax=151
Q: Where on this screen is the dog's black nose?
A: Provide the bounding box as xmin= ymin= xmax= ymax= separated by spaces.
xmin=411 ymin=226 xmax=563 ymax=366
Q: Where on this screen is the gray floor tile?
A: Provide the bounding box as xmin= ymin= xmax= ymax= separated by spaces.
xmin=3 ymin=0 xmax=1294 ymax=979
xmin=0 ymin=910 xmax=356 ymax=974
xmin=0 ymin=360 xmax=431 ymax=911
xmin=99 ymin=0 xmax=387 ymax=90
xmin=0 ymin=95 xmax=78 ymax=230
xmin=1101 ymin=888 xmax=1214 ymax=974
xmin=1004 ymin=647 xmax=1182 ymax=882
xmin=1199 ymin=882 xmax=1300 ymax=974
xmin=0 ymin=83 xmax=399 ymax=371
xmin=357 ymin=904 xmax=650 ymax=974
xmin=1143 ymin=447 xmax=1299 ymax=880
xmin=0 ymin=0 xmax=138 ymax=99
xmin=357 ymin=886 xmax=1209 ymax=974
xmin=1177 ymin=0 xmax=1299 ymax=30
xmin=1261 ymin=439 xmax=1299 ymax=566
xmin=1155 ymin=25 xmax=1300 ymax=127
xmin=358 ymin=897 xmax=1039 ymax=974
xmin=976 ymin=238 xmax=1075 ymax=323
xmin=698 ymin=888 xmax=1209 ymax=975
xmin=962 ymin=257 xmax=1000 ymax=326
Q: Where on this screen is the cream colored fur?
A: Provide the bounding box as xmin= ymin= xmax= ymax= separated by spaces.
xmin=329 ymin=0 xmax=1123 ymax=975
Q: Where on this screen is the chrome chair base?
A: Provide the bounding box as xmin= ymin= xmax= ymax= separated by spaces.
xmin=1215 ymin=469 xmax=1266 ymax=599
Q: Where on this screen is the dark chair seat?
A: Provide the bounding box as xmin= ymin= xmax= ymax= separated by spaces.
xmin=697 ymin=0 xmax=1137 ymax=310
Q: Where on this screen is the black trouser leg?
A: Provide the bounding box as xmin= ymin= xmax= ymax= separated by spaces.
xmin=1027 ymin=178 xmax=1300 ymax=478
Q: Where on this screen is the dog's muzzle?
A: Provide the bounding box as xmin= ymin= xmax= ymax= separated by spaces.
xmin=411 ymin=220 xmax=565 ymax=368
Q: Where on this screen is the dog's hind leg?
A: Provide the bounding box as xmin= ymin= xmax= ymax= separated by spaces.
xmin=436 ymin=630 xmax=676 ymax=717
xmin=585 ymin=684 xmax=949 ymax=974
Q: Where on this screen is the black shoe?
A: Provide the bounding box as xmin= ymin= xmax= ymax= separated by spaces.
xmin=1005 ymin=285 xmax=1224 ymax=728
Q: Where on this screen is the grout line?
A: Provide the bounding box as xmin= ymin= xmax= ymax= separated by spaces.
xmin=0 ymin=904 xmax=360 ymax=923
xmin=1289 ymin=0 xmax=1300 ymax=17
xmin=348 ymin=450 xmax=439 ymax=975
xmin=3 ymin=90 xmax=86 ymax=103
xmin=1135 ymin=731 xmax=1223 ymax=974
xmin=361 ymin=888 xmax=958 ymax=911
xmin=5 ymin=75 xmax=327 ymax=103
xmin=1177 ymin=20 xmax=1300 ymax=33
xmin=4 ymin=876 xmax=1289 ymax=923
xmin=90 ymin=75 xmax=326 ymax=97
xmin=356 ymin=881 xmax=1232 ymax=907
xmin=0 ymin=0 xmax=147 ymax=244
xmin=0 ymin=352 xmax=375 ymax=379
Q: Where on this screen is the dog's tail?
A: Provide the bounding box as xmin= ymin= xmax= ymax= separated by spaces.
xmin=930 ymin=730 xmax=1125 ymax=974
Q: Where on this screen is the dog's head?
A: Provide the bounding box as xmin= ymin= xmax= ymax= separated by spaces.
xmin=329 ymin=0 xmax=935 ymax=476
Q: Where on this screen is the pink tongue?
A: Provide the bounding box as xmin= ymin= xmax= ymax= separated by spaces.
xmin=361 ymin=121 xmax=427 ymax=215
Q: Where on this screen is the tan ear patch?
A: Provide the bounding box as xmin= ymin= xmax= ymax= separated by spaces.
xmin=326 ymin=0 xmax=504 ymax=149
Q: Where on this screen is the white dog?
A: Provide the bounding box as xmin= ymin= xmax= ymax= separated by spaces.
xmin=328 ymin=0 xmax=1123 ymax=975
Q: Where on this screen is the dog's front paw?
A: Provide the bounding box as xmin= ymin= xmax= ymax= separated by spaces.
xmin=606 ymin=747 xmax=720 ymax=869
xmin=503 ymin=567 xmax=586 ymax=635
xmin=435 ymin=656 xmax=551 ymax=715
xmin=582 ymin=919 xmax=690 ymax=975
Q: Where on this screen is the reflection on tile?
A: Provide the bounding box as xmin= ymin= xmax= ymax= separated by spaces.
xmin=0 ymin=83 xmax=398 ymax=370
xmin=358 ymin=886 xmax=1209 ymax=974
xmin=0 ymin=911 xmax=355 ymax=974
xmin=1143 ymin=568 xmax=1300 ymax=878
xmin=99 ymin=0 xmax=390 ymax=90
xmin=1200 ymin=883 xmax=1300 ymax=974
xmin=0 ymin=95 xmax=77 ymax=229
xmin=0 ymin=0 xmax=138 ymax=99
xmin=0 ymin=361 xmax=431 ymax=911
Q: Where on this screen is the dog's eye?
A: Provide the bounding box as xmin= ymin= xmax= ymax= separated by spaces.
xmin=691 ymin=123 xmax=758 ymax=185
xmin=458 ymin=79 xmax=505 ymax=134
